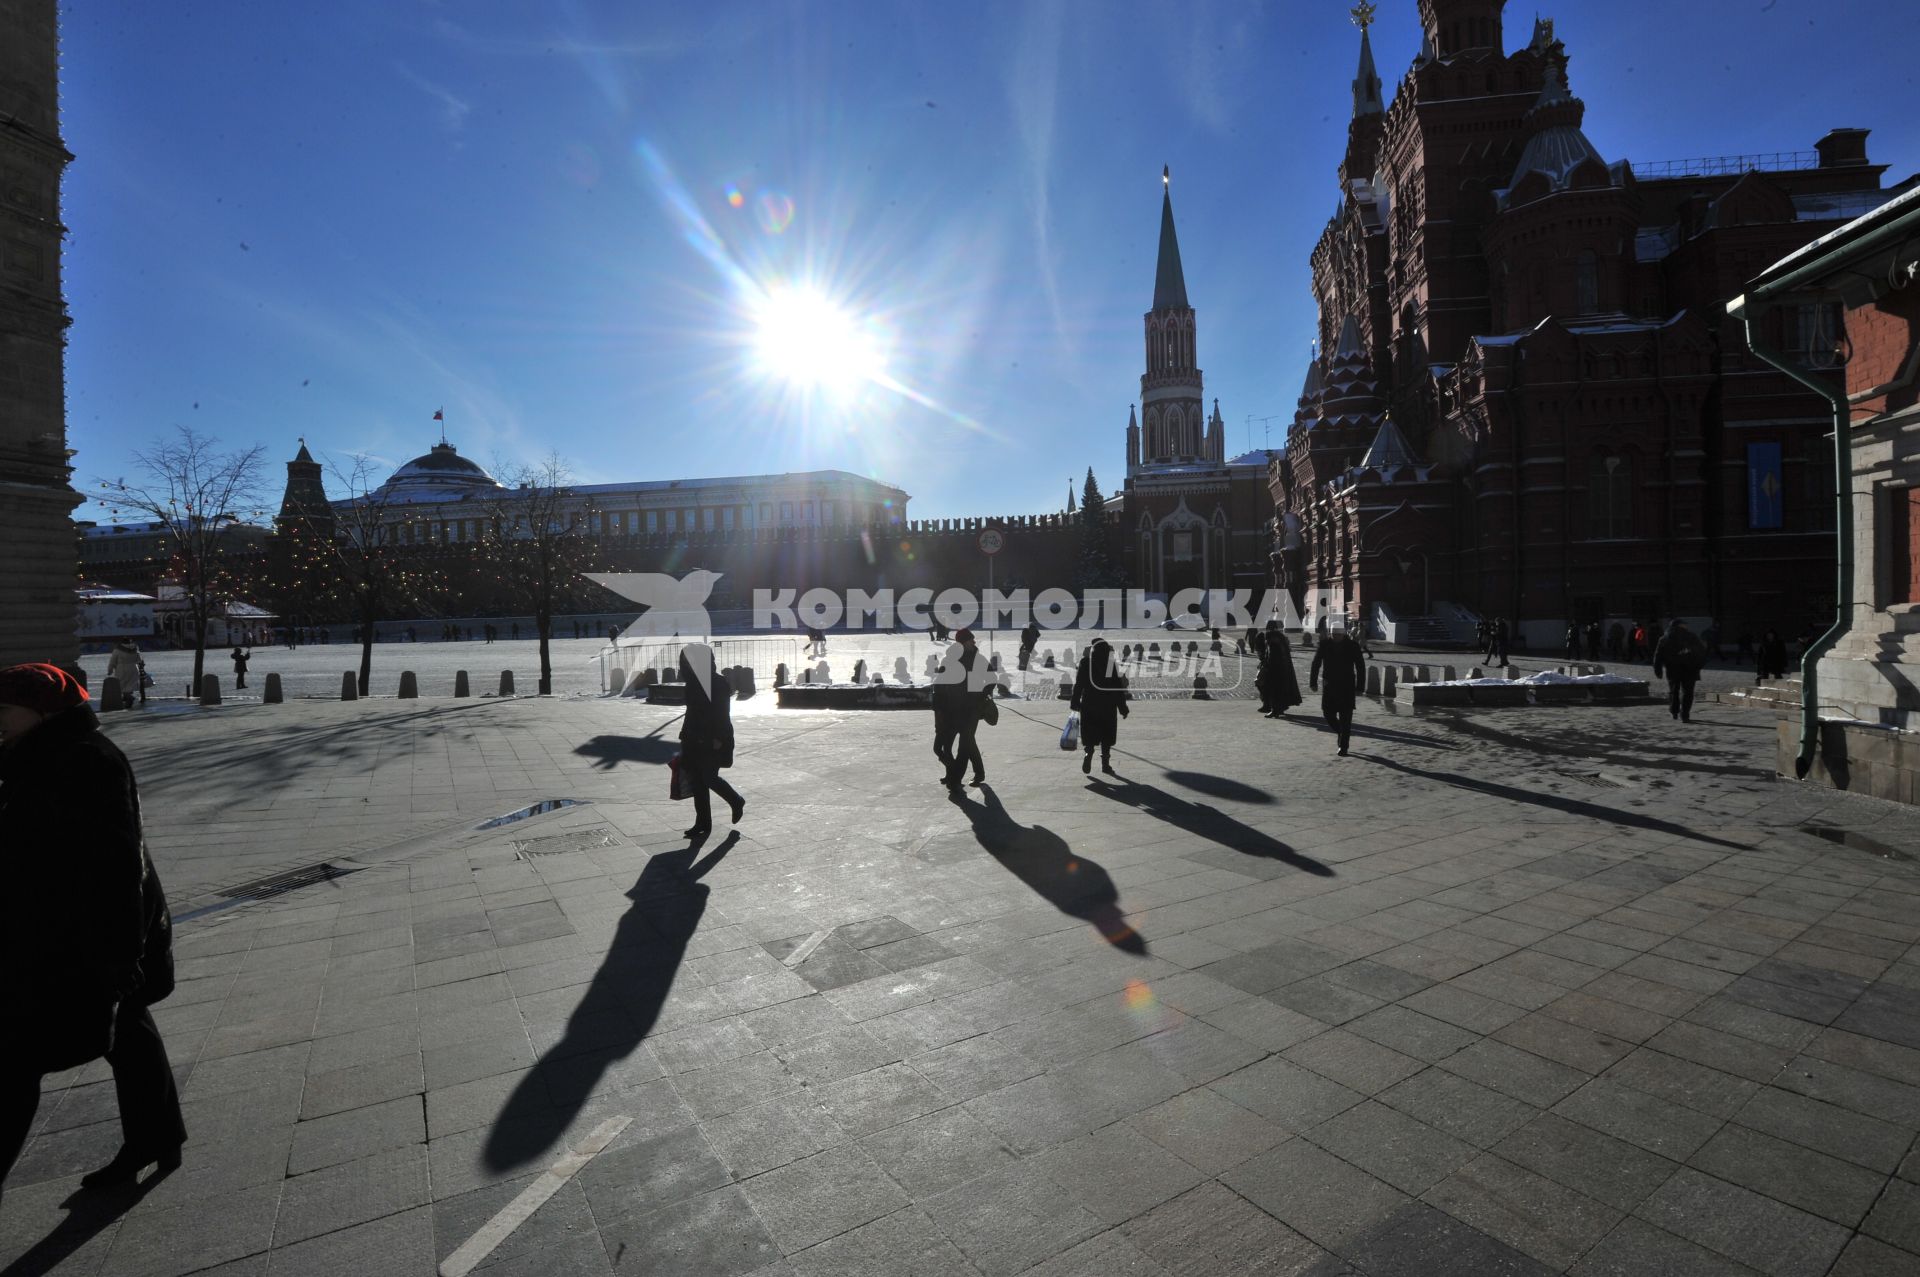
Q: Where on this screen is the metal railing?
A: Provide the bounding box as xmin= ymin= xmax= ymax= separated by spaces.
xmin=1631 ymin=152 xmax=1819 ymax=179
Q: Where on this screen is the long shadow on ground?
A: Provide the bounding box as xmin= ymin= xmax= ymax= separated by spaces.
xmin=483 ymin=832 xmax=739 ymax=1172
xmin=3 ymin=1168 xmax=175 ymax=1276
xmin=1363 ymin=755 xmax=1755 ymax=851
xmin=949 ymin=785 xmax=1147 ymax=954
xmin=1097 ymin=774 xmax=1334 ymax=878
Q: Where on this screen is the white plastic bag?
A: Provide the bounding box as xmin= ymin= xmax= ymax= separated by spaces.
xmin=1060 ymin=712 xmax=1081 ymax=751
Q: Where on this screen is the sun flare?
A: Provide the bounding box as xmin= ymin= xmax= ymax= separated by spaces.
xmin=749 ymin=286 xmax=886 ymax=395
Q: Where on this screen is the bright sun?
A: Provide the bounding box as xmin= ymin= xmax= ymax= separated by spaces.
xmin=750 ymin=286 xmax=885 ymax=395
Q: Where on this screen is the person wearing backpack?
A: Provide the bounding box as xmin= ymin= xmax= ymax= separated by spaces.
xmin=0 ymin=663 xmax=182 ymax=1194
xmin=1652 ymin=620 xmax=1708 ymax=723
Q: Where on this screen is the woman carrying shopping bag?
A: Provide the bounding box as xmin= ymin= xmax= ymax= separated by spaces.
xmin=1070 ymin=635 xmax=1128 ymax=775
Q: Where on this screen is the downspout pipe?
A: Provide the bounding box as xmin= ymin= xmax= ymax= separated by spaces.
xmin=1733 ymin=304 xmax=1849 ymax=779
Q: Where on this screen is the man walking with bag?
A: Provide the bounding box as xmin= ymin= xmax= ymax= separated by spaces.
xmin=1652 ymin=619 xmax=1708 ymax=723
xmin=1069 ymin=635 xmax=1128 ymax=775
xmin=938 ymin=629 xmax=989 ymax=793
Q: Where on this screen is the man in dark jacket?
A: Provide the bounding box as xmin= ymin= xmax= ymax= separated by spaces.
xmin=1308 ymin=630 xmax=1367 ymax=756
xmin=936 ymin=630 xmax=989 ymax=793
xmin=0 ymin=663 xmax=183 ymax=1192
xmin=1651 ymin=621 xmax=1708 ymax=722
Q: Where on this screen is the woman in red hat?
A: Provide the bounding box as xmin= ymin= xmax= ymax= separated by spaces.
xmin=0 ymin=663 xmax=183 ymax=1194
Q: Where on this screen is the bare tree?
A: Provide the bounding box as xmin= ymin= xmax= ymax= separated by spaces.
xmin=308 ymin=454 xmax=450 ymax=695
xmin=479 ymin=454 xmax=598 ymax=695
xmin=97 ymin=426 xmax=268 ymax=693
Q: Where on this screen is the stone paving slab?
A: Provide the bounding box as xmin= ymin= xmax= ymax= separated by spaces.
xmin=6 ymin=686 xmax=1920 ymax=1275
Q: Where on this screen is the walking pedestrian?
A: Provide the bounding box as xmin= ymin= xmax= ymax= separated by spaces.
xmin=1070 ymin=636 xmax=1129 ymax=775
xmin=937 ymin=629 xmax=989 ymax=793
xmin=1258 ymin=621 xmax=1303 ymax=718
xmin=1018 ymin=621 xmax=1041 ymax=672
xmin=1585 ymin=620 xmax=1602 ymax=662
xmin=108 ymin=639 xmax=146 ymax=707
xmin=1308 ymin=629 xmax=1366 ymax=756
xmin=229 ymin=645 xmax=250 ymax=690
xmin=1564 ymin=624 xmax=1579 ymax=661
xmin=1758 ymin=629 xmax=1789 ymax=681
xmin=0 ymin=663 xmax=183 ymax=1193
xmin=1652 ymin=619 xmax=1708 ymax=722
xmin=677 ymin=643 xmax=743 ymax=839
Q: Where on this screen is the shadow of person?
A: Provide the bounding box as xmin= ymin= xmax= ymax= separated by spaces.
xmin=1098 ymin=776 xmax=1334 ymax=877
xmin=1162 ymin=770 xmax=1274 ymax=804
xmin=950 ymin=785 xmax=1146 ymax=954
xmin=572 ymin=725 xmax=680 ymax=771
xmin=2 ymin=1167 xmax=176 ymax=1276
xmin=482 ymin=832 xmax=738 ymax=1172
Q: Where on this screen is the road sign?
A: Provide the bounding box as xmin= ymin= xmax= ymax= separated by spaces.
xmin=978 ymin=528 xmax=1004 ymax=556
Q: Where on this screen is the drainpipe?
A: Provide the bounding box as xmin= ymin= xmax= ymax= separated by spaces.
xmin=1737 ymin=307 xmax=1849 ymax=779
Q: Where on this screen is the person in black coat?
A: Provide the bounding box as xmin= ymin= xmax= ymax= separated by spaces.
xmin=1757 ymin=629 xmax=1790 ymax=682
xmin=0 ymin=663 xmax=183 ymax=1193
xmin=1308 ymin=630 xmax=1366 ymax=756
xmin=677 ymin=644 xmax=743 ymax=838
xmin=1070 ymin=636 xmax=1129 ymax=775
xmin=1258 ymin=622 xmax=1303 ymax=719
xmin=1651 ymin=620 xmax=1708 ymax=723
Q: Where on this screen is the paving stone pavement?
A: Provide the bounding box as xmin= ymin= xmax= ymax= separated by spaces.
xmin=6 ymin=681 xmax=1920 ymax=1276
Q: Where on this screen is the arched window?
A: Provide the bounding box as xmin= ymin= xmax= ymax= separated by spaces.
xmin=1576 ymin=251 xmax=1599 ymax=314
xmin=1589 ymin=453 xmax=1632 ymax=538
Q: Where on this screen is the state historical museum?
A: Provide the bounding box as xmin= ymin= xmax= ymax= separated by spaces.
xmin=1271 ymin=0 xmax=1908 ymax=649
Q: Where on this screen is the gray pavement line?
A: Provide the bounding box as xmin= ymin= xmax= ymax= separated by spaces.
xmin=782 ymin=929 xmax=834 ymax=967
xmin=439 ymin=1114 xmax=632 ymax=1277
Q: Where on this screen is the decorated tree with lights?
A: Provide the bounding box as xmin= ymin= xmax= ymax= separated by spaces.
xmin=1075 ymin=466 xmax=1121 ymax=589
xmin=475 ymin=454 xmax=599 ymax=694
xmin=96 ymin=426 xmax=269 ymax=693
xmin=309 ymin=454 xmax=453 ymax=695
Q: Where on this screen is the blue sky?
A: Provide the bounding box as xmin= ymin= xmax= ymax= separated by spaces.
xmin=63 ymin=0 xmax=1917 ymax=522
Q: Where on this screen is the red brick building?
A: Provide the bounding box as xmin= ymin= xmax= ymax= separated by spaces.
xmin=1273 ymin=0 xmax=1904 ymax=648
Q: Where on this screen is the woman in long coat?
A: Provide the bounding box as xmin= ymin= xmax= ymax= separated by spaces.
xmin=0 ymin=663 xmax=183 ymax=1192
xmin=1258 ymin=623 xmax=1303 ymax=718
xmin=678 ymin=643 xmax=743 ymax=838
xmin=1070 ymin=636 xmax=1129 ymax=774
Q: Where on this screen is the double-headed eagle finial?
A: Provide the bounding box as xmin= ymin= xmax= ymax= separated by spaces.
xmin=1351 ymin=1 xmax=1377 ymax=30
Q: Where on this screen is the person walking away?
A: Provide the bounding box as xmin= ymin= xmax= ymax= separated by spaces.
xmin=1758 ymin=629 xmax=1789 ymax=682
xmin=0 ymin=663 xmax=183 ymax=1194
xmin=229 ymin=645 xmax=250 ymax=690
xmin=940 ymin=629 xmax=989 ymax=793
xmin=931 ymin=642 xmax=960 ymax=773
xmin=1309 ymin=629 xmax=1366 ymax=756
xmin=1564 ymin=624 xmax=1579 ymax=661
xmin=1070 ymin=636 xmax=1129 ymax=774
xmin=1018 ymin=621 xmax=1041 ymax=672
xmin=677 ymin=643 xmax=743 ymax=838
xmin=1259 ymin=622 xmax=1303 ymax=718
xmin=108 ymin=639 xmax=146 ymax=707
xmin=1585 ymin=620 xmax=1602 ymax=662
xmin=1652 ymin=620 xmax=1708 ymax=722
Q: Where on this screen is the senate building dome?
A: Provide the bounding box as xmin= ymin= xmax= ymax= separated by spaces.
xmin=372 ymin=441 xmax=505 ymax=504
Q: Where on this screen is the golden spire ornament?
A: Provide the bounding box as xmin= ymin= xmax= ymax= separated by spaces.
xmin=1351 ymin=0 xmax=1377 ymax=29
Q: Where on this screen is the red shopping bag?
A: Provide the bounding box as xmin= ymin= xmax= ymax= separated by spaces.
xmin=669 ymin=753 xmax=688 ymax=801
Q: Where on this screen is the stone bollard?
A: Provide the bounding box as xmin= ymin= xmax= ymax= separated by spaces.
xmin=341 ymin=672 xmax=357 ymax=700
xmin=1365 ymin=666 xmax=1381 ymax=696
xmin=1442 ymin=666 xmax=1457 ymax=681
xmin=398 ymin=671 xmax=418 ymax=699
xmin=1417 ymin=664 xmax=1433 ymax=683
xmin=455 ymin=670 xmax=470 ymax=697
xmin=1382 ymin=667 xmax=1398 ymax=697
xmin=264 ymin=672 xmax=283 ymax=704
xmin=1043 ymin=651 xmax=1056 ymax=669
xmin=1193 ymin=674 xmax=1211 ymax=700
xmin=499 ymin=670 xmax=515 ymax=696
xmin=733 ymin=666 xmax=757 ymax=698
xmin=199 ymin=674 xmax=221 ymax=706
xmin=775 ymin=663 xmax=790 ymax=687
xmin=1503 ymin=665 xmax=1517 ymax=681
xmin=1469 ymin=667 xmax=1484 ymax=679
xmin=100 ymin=675 xmax=124 ymax=712
xmin=1402 ymin=664 xmax=1419 ymax=686
xmin=1058 ymin=679 xmax=1073 ymax=700
xmin=853 ymin=659 xmax=869 ymax=683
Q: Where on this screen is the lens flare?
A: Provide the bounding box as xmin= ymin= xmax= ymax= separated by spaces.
xmin=755 ymin=191 xmax=795 ymax=234
xmin=725 ymin=184 xmax=745 ymax=209
xmin=1123 ymin=980 xmax=1156 ymax=1011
